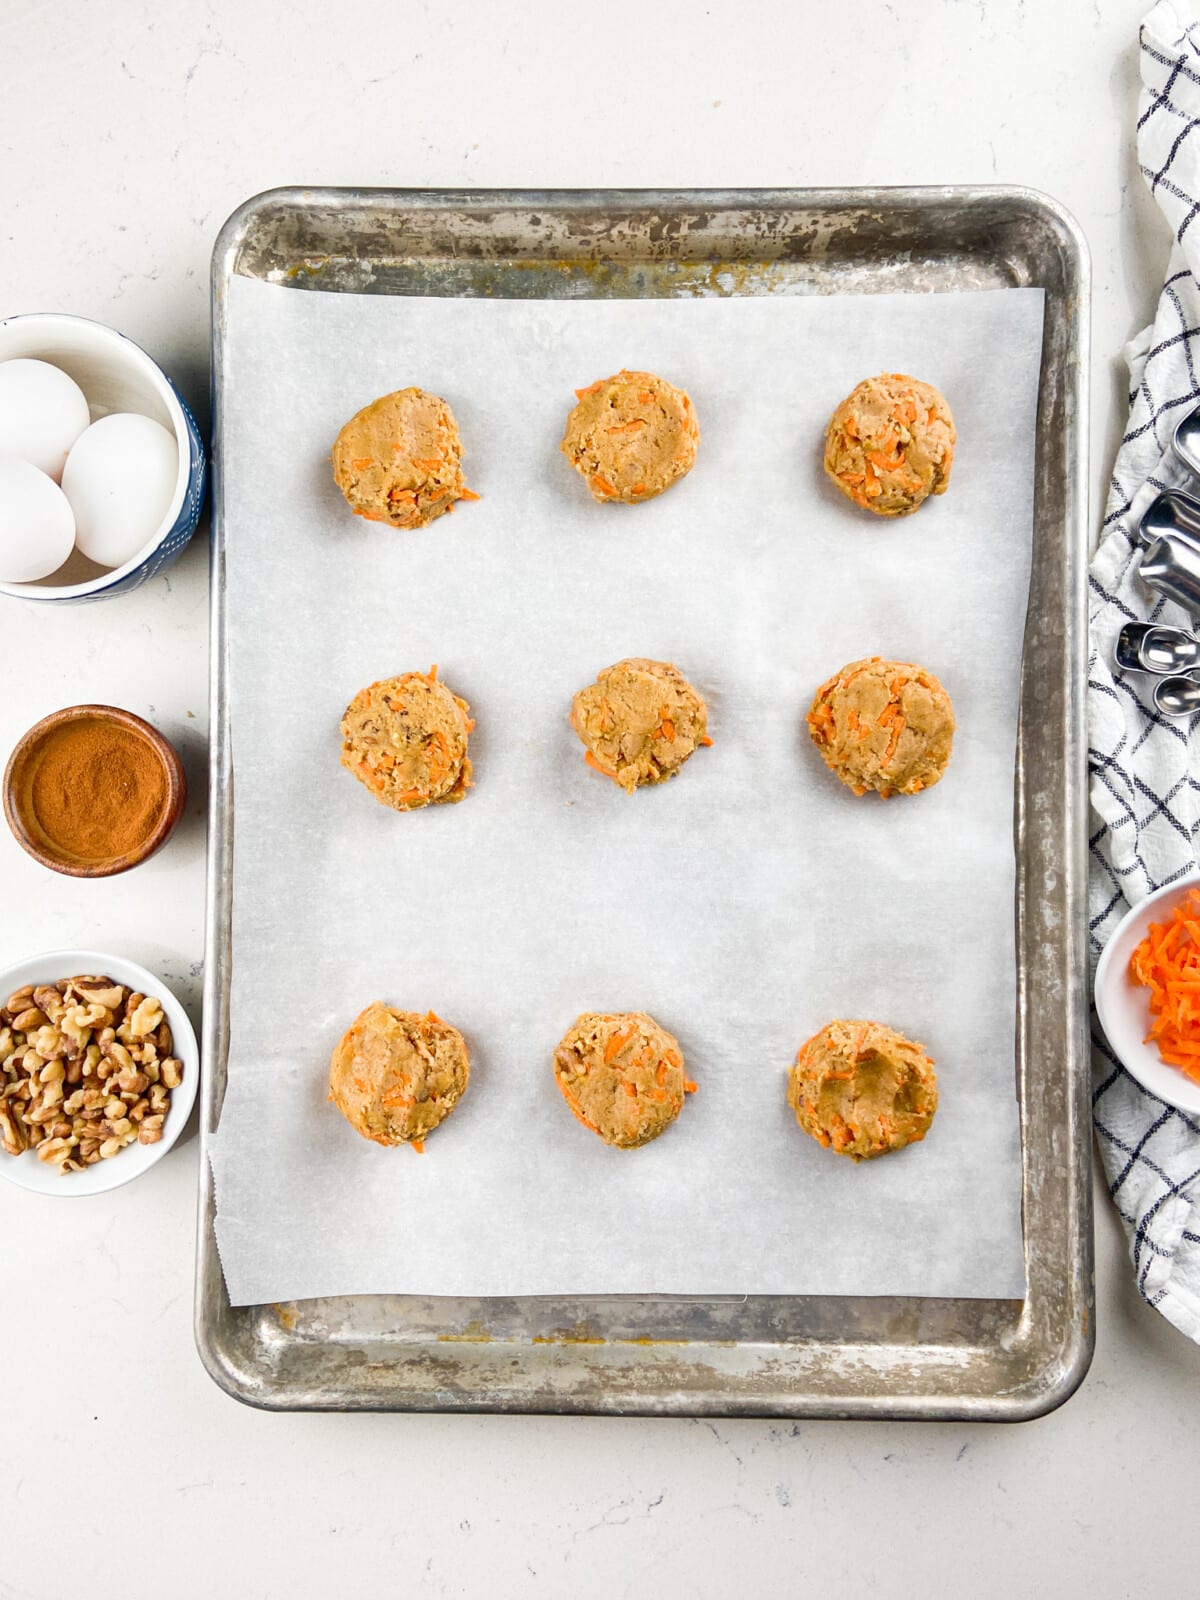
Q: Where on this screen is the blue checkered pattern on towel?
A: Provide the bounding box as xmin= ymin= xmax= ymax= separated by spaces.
xmin=1089 ymin=0 xmax=1200 ymax=1342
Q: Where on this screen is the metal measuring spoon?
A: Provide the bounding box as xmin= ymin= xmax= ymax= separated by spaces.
xmin=1115 ymin=621 xmax=1161 ymax=671
xmin=1114 ymin=620 xmax=1200 ymax=676
xmin=1139 ymin=529 xmax=1200 ymax=614
xmin=1153 ymin=675 xmax=1200 ymax=717
xmin=1174 ymin=402 xmax=1200 ymax=481
xmin=1140 ymin=623 xmax=1200 ymax=673
xmin=1140 ymin=488 xmax=1200 ymax=544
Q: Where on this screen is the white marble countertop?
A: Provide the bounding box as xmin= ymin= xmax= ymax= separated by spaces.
xmin=3 ymin=2 xmax=1197 ymax=1594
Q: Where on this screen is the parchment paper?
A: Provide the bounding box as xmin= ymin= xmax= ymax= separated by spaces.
xmin=210 ymin=274 xmax=1044 ymax=1307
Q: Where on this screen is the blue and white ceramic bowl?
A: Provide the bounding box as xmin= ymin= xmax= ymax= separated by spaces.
xmin=0 ymin=312 xmax=206 ymax=602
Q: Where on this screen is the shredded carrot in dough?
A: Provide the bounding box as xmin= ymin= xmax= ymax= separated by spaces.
xmin=604 ymin=1025 xmax=637 ymax=1063
xmin=584 ymin=750 xmax=620 ymax=782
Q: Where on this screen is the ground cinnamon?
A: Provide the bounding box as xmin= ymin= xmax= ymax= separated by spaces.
xmin=28 ymin=718 xmax=167 ymax=861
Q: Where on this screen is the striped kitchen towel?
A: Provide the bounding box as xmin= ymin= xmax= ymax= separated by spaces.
xmin=1089 ymin=0 xmax=1200 ymax=1342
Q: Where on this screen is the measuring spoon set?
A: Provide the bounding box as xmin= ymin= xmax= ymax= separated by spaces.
xmin=1121 ymin=404 xmax=1200 ymax=717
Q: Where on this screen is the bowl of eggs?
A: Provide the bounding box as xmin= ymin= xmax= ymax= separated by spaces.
xmin=0 ymin=313 xmax=206 ymax=602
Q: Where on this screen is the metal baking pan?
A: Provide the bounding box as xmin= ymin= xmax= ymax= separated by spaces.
xmin=199 ymin=187 xmax=1091 ymax=1418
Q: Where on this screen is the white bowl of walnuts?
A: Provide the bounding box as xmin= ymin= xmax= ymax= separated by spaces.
xmin=0 ymin=950 xmax=198 ymax=1195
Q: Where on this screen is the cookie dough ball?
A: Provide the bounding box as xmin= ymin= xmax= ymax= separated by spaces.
xmin=329 ymin=1001 xmax=471 ymax=1148
xmin=340 ymin=666 xmax=473 ymax=811
xmin=554 ymin=1011 xmax=695 ymax=1148
xmin=824 ymin=373 xmax=955 ymax=516
xmin=332 ymin=387 xmax=477 ymax=529
xmin=807 ymin=656 xmax=954 ymax=799
xmin=570 ymin=658 xmax=711 ymax=793
xmin=788 ymin=1019 xmax=937 ymax=1161
xmin=560 ymin=369 xmax=699 ymax=504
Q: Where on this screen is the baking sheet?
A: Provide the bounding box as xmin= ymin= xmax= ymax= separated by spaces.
xmin=209 ymin=274 xmax=1043 ymax=1307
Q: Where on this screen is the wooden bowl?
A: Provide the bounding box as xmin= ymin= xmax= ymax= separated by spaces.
xmin=3 ymin=704 xmax=186 ymax=877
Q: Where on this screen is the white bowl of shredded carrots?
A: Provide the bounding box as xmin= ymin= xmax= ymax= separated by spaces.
xmin=1095 ymin=875 xmax=1200 ymax=1114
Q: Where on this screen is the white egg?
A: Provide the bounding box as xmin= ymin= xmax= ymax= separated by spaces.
xmin=0 ymin=358 xmax=91 ymax=482
xmin=61 ymin=413 xmax=179 ymax=570
xmin=0 ymin=455 xmax=77 ymax=583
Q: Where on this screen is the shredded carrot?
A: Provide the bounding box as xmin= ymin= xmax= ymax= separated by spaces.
xmin=591 ymin=473 xmax=618 ymax=498
xmin=604 ymin=1025 xmax=637 ymax=1063
xmin=575 ymin=380 xmax=603 ymax=399
xmin=605 ymin=419 xmax=647 ymax=435
xmin=699 ymin=734 xmax=714 ymax=747
xmin=458 ymin=487 xmax=481 ymax=501
xmin=410 ymin=1139 xmax=425 ymax=1155
xmin=807 ymin=702 xmax=835 ymax=742
xmin=622 ymin=1081 xmax=638 ymax=1099
xmin=1129 ymin=889 xmax=1200 ymax=1082
xmin=354 ymin=508 xmax=387 ymax=523
xmin=413 ymin=458 xmax=443 ymax=471
xmin=655 ymin=717 xmax=676 ymax=742
xmin=584 ymin=750 xmax=620 ymax=781
xmin=662 ymin=1048 xmax=682 ymax=1068
xmin=350 ymin=457 xmax=373 ymax=470
xmin=877 ymin=702 xmax=905 ymax=764
xmin=683 ymin=1079 xmax=698 ymax=1094
xmin=637 ymin=390 xmax=654 ymax=404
